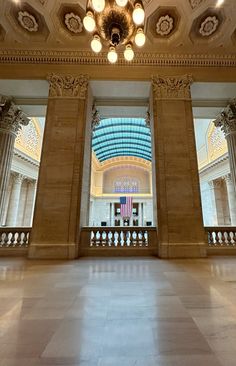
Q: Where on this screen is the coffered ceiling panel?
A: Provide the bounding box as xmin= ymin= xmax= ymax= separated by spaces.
xmin=0 ymin=0 xmax=235 ymax=65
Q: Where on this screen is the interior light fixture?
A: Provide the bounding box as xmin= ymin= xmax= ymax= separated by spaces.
xmin=83 ymin=0 xmax=146 ymax=63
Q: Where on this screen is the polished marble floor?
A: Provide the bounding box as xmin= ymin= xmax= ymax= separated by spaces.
xmin=1 ymin=256 xmax=236 ymax=365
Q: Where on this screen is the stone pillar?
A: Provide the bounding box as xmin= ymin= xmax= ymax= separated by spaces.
xmin=213 ymin=99 xmax=236 ymax=193
xmin=23 ymin=179 xmax=37 ymax=226
xmin=209 ymin=179 xmax=225 ymax=225
xmin=208 ymin=181 xmax=220 ymax=225
xmin=6 ymin=173 xmax=24 ymax=227
xmin=152 ymin=75 xmax=206 ymax=258
xmin=223 ymin=174 xmax=236 ymax=225
xmin=111 ymin=203 xmax=115 ymax=226
xmin=29 ymin=73 xmax=90 ymax=259
xmin=0 ymin=96 xmax=29 ymax=225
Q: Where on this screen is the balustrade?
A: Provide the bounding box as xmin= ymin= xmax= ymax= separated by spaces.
xmin=0 ymin=227 xmax=30 ymax=247
xmin=205 ymin=227 xmax=236 ymax=246
xmin=80 ymin=226 xmax=158 ymax=255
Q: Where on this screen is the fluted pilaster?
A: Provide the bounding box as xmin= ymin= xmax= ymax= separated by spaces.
xmin=0 ymin=96 xmax=29 ymax=225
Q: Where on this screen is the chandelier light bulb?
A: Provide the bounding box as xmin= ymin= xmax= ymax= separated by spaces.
xmin=92 ymin=0 xmax=105 ymax=12
xmin=91 ymin=35 xmax=102 ymax=53
xmin=83 ymin=11 xmax=96 ymax=32
xmin=135 ymin=28 xmax=146 ymax=47
xmin=132 ymin=3 xmax=145 ymax=25
xmin=107 ymin=47 xmax=118 ymax=63
xmin=115 ymin=0 xmax=128 ymax=6
xmin=124 ymin=44 xmax=134 ymax=61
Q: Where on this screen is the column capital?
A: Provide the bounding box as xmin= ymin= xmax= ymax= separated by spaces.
xmin=0 ymin=95 xmax=30 ymax=135
xmin=208 ymin=179 xmax=222 ymax=189
xmin=47 ymin=73 xmax=89 ymax=99
xmin=92 ymin=105 xmax=100 ymax=131
xmin=11 ymin=172 xmax=25 ymax=184
xmin=213 ymin=99 xmax=236 ymax=136
xmin=152 ymin=74 xmax=193 ymax=100
xmin=222 ymin=173 xmax=232 ymax=183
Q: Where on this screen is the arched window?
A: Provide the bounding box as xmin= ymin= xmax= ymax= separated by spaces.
xmin=114 ymin=177 xmax=139 ymax=193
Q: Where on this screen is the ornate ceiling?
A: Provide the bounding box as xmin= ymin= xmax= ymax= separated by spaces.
xmin=0 ymin=0 xmax=235 ymax=65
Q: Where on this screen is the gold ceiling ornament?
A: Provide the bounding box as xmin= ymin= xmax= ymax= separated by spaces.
xmin=83 ymin=0 xmax=146 ymax=64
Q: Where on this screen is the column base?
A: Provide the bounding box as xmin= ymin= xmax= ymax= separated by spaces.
xmin=28 ymin=243 xmax=78 ymax=259
xmin=158 ymin=243 xmax=207 ymax=258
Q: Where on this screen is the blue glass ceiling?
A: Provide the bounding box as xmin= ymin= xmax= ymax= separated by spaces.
xmin=92 ymin=118 xmax=152 ymax=162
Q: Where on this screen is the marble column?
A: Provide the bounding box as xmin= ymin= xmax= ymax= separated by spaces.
xmin=223 ymin=174 xmax=236 ymax=225
xmin=0 ymin=96 xmax=29 ymax=225
xmin=23 ymin=179 xmax=37 ymax=227
xmin=152 ymin=75 xmax=206 ymax=258
xmin=29 ymin=73 xmax=90 ymax=259
xmin=6 ymin=173 xmax=24 ymax=227
xmin=209 ymin=179 xmax=225 ymax=225
xmin=213 ymin=99 xmax=236 ymax=193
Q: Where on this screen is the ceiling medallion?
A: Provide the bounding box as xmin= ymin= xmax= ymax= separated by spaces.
xmin=83 ymin=0 xmax=146 ymax=63
xmin=18 ymin=11 xmax=39 ymax=32
xmin=199 ymin=16 xmax=219 ymax=36
xmin=65 ymin=13 xmax=83 ymax=34
xmin=156 ymin=15 xmax=174 ymax=36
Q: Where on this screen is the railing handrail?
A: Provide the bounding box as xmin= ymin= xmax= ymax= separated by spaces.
xmin=82 ymin=226 xmax=156 ymax=231
xmin=205 ymin=226 xmax=236 ymax=231
xmin=0 ymin=227 xmax=31 ymax=232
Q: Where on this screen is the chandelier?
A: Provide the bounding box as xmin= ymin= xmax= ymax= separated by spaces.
xmin=83 ymin=0 xmax=146 ymax=63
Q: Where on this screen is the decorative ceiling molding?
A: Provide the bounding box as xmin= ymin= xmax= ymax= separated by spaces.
xmin=18 ymin=11 xmax=39 ymax=33
xmin=64 ymin=13 xmax=83 ymax=34
xmin=0 ymin=49 xmax=235 ymax=67
xmin=156 ymin=15 xmax=174 ymax=36
xmin=199 ymin=16 xmax=219 ymax=37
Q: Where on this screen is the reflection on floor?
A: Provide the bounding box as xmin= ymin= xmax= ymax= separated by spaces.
xmin=0 ymin=256 xmax=236 ymax=365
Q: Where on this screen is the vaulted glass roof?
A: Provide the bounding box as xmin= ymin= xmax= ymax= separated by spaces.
xmin=92 ymin=118 xmax=151 ymax=162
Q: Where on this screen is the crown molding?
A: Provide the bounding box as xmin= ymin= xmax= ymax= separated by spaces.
xmin=0 ymin=49 xmax=236 ymax=67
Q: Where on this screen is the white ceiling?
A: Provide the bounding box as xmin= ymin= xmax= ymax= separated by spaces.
xmin=0 ymin=79 xmax=236 ymax=118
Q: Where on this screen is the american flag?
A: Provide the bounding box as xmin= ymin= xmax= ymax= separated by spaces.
xmin=120 ymin=197 xmax=133 ymax=218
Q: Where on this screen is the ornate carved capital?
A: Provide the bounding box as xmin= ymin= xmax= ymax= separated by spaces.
xmin=47 ymin=73 xmax=89 ymax=98
xmin=11 ymin=172 xmax=25 ymax=184
xmin=91 ymin=105 xmax=100 ymax=131
xmin=145 ymin=111 xmax=151 ymax=128
xmin=222 ymin=173 xmax=232 ymax=183
xmin=152 ymin=75 xmax=193 ymax=99
xmin=0 ymin=95 xmax=29 ymax=135
xmin=213 ymin=99 xmax=236 ymax=136
xmin=208 ymin=179 xmax=222 ymax=189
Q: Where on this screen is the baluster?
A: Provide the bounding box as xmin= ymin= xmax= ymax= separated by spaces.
xmin=23 ymin=232 xmax=29 ymax=247
xmin=90 ymin=230 xmax=94 ymax=246
xmin=144 ymin=231 xmax=148 ymax=246
xmin=216 ymin=231 xmax=221 ymax=245
xmin=229 ymin=231 xmax=234 ymax=246
xmin=208 ymin=230 xmax=214 ymax=245
xmin=221 ymin=231 xmax=227 ymax=246
xmin=123 ymin=230 xmax=128 ymax=247
xmin=225 ymin=231 xmax=230 ymax=246
xmin=114 ymin=231 xmax=118 ymax=246
xmin=233 ymin=230 xmax=236 ymax=245
xmin=3 ymin=232 xmax=8 ymax=247
xmin=95 ymin=230 xmax=100 ymax=246
xmin=9 ymin=232 xmax=15 ymax=247
xmin=117 ymin=230 xmax=122 ymax=247
xmin=16 ymin=232 xmax=22 ymax=247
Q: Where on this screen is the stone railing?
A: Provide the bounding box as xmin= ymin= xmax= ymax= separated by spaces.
xmin=80 ymin=226 xmax=158 ymax=256
xmin=0 ymin=227 xmax=31 ymax=248
xmin=205 ymin=227 xmax=236 ymax=247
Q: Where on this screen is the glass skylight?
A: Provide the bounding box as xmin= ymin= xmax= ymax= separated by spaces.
xmin=92 ymin=118 xmax=151 ymax=162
